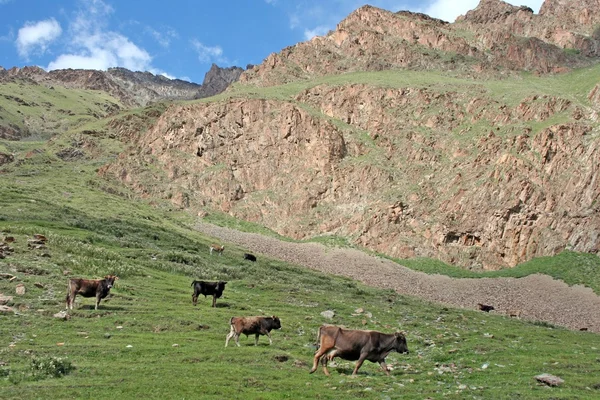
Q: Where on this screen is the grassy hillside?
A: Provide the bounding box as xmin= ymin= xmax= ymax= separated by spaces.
xmin=0 ymin=80 xmax=122 ymax=138
xmin=1 ymin=110 xmax=600 ymax=399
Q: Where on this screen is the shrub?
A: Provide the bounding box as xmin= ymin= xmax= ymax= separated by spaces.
xmin=30 ymin=356 xmax=75 ymax=379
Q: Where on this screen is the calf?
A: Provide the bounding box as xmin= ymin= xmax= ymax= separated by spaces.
xmin=243 ymin=253 xmax=257 ymax=262
xmin=310 ymin=325 xmax=409 ymax=376
xmin=191 ymin=280 xmax=227 ymax=307
xmin=209 ymin=244 xmax=224 ymax=256
xmin=478 ymin=303 xmax=495 ymax=312
xmin=225 ymin=316 xmax=281 ymax=347
xmin=65 ymin=275 xmax=118 ymax=310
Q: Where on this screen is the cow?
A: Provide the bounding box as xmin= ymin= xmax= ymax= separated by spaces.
xmin=508 ymin=309 xmax=522 ymax=318
xmin=478 ymin=303 xmax=495 ymax=312
xmin=225 ymin=316 xmax=281 ymax=347
xmin=310 ymin=325 xmax=409 ymax=377
xmin=191 ymin=280 xmax=227 ymax=307
xmin=209 ymin=244 xmax=224 ymax=256
xmin=65 ymin=275 xmax=118 ymax=310
xmin=243 ymin=253 xmax=257 ymax=262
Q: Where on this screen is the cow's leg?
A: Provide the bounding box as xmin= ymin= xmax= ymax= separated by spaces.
xmin=234 ymin=333 xmax=241 ymax=347
xmin=225 ymin=327 xmax=235 ymax=347
xmin=310 ymin=346 xmax=330 ymax=375
xmin=266 ymin=331 xmax=273 ymax=345
xmin=351 ymin=354 xmax=368 ymax=376
xmin=192 ymin=293 xmax=198 ymax=306
xmin=255 ymin=334 xmax=260 ymax=346
xmin=379 ymin=360 xmax=390 ymax=376
xmin=212 ymin=295 xmax=216 ymax=308
xmin=95 ymin=294 xmax=101 ymax=310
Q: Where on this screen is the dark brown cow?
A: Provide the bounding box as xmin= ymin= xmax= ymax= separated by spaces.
xmin=66 ymin=275 xmax=118 ymax=310
xmin=243 ymin=253 xmax=257 ymax=262
xmin=310 ymin=325 xmax=409 ymax=376
xmin=191 ymin=280 xmax=227 ymax=307
xmin=225 ymin=316 xmax=281 ymax=347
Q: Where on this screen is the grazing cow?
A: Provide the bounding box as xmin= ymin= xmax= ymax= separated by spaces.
xmin=65 ymin=275 xmax=118 ymax=310
xmin=508 ymin=309 xmax=522 ymax=318
xmin=478 ymin=303 xmax=495 ymax=312
xmin=310 ymin=325 xmax=409 ymax=376
xmin=225 ymin=316 xmax=281 ymax=347
xmin=209 ymin=244 xmax=224 ymax=256
xmin=191 ymin=280 xmax=227 ymax=307
xmin=243 ymin=253 xmax=257 ymax=262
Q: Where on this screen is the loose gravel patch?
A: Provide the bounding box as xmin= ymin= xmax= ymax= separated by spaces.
xmin=197 ymin=222 xmax=600 ymax=333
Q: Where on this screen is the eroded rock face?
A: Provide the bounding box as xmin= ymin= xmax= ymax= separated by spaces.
xmin=100 ymin=1 xmax=600 ymax=269
xmin=103 ymin=82 xmax=600 ymax=269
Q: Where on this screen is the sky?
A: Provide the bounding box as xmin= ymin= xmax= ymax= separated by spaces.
xmin=0 ymin=0 xmax=544 ymax=84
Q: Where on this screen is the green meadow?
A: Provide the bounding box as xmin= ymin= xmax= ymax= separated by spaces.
xmin=2 ymin=66 xmax=600 ymax=399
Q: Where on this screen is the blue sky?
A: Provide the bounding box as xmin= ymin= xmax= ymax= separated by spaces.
xmin=0 ymin=0 xmax=544 ymax=83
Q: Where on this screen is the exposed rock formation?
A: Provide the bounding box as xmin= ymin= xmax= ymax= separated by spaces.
xmin=195 ymin=64 xmax=244 ymax=99
xmin=241 ymin=2 xmax=599 ymax=87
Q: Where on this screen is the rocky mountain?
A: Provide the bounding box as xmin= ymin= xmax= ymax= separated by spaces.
xmin=240 ymin=0 xmax=600 ymax=86
xmin=3 ymin=0 xmax=599 ymax=269
xmin=99 ymin=0 xmax=600 ymax=270
xmin=0 ymin=63 xmax=246 ymax=107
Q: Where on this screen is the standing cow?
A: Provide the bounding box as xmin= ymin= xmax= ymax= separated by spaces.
xmin=66 ymin=275 xmax=118 ymax=310
xmin=191 ymin=280 xmax=227 ymax=307
xmin=310 ymin=325 xmax=409 ymax=376
xmin=225 ymin=316 xmax=281 ymax=347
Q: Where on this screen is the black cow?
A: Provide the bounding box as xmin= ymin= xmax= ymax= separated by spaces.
xmin=478 ymin=303 xmax=495 ymax=312
xmin=243 ymin=253 xmax=257 ymax=262
xmin=191 ymin=280 xmax=227 ymax=307
xmin=66 ymin=275 xmax=118 ymax=310
xmin=225 ymin=316 xmax=281 ymax=347
xmin=310 ymin=325 xmax=409 ymax=376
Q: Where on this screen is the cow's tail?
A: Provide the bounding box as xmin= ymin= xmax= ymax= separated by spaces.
xmin=65 ymin=279 xmax=72 ymax=307
xmin=314 ymin=325 xmax=323 ymax=350
xmin=191 ymin=280 xmax=197 ymax=287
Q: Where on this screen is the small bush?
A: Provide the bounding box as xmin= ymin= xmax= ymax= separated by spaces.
xmin=30 ymin=356 xmax=74 ymax=379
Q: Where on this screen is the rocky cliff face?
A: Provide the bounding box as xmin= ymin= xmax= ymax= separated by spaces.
xmin=195 ymin=64 xmax=244 ymax=99
xmin=96 ymin=0 xmax=600 ymax=268
xmin=102 ymin=79 xmax=600 ymax=269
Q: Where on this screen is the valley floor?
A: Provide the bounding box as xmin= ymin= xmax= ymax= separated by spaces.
xmin=196 ymin=222 xmax=600 ymax=333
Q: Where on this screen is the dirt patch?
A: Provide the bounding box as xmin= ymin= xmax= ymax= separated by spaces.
xmin=196 ymin=222 xmax=600 ymax=333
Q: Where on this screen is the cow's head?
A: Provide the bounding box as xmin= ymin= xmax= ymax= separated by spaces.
xmin=394 ymin=332 xmax=409 ymax=354
xmin=271 ymin=316 xmax=282 ymax=330
xmin=104 ymin=275 xmax=118 ymax=289
xmin=217 ymin=281 xmax=227 ymax=290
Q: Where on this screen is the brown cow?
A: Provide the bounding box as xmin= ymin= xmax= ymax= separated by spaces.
xmin=225 ymin=316 xmax=281 ymax=347
xmin=209 ymin=244 xmax=224 ymax=256
xmin=310 ymin=325 xmax=409 ymax=376
xmin=66 ymin=275 xmax=118 ymax=310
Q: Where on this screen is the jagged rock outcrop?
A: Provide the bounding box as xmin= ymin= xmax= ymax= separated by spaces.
xmin=195 ymin=64 xmax=244 ymax=99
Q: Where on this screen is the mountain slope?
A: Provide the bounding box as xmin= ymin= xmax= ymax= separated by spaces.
xmin=101 ymin=1 xmax=600 ymax=269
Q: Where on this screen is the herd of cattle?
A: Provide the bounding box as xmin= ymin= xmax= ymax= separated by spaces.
xmin=63 ymin=244 xmax=410 ymax=376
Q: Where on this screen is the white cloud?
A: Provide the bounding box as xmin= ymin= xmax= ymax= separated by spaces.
xmin=425 ymin=0 xmax=545 ymax=23
xmin=304 ymin=26 xmax=330 ymax=40
xmin=47 ymin=0 xmax=153 ymax=72
xmin=146 ymin=26 xmax=178 ymax=48
xmin=16 ymin=18 xmax=62 ymax=59
xmin=190 ymin=39 xmax=226 ymax=63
